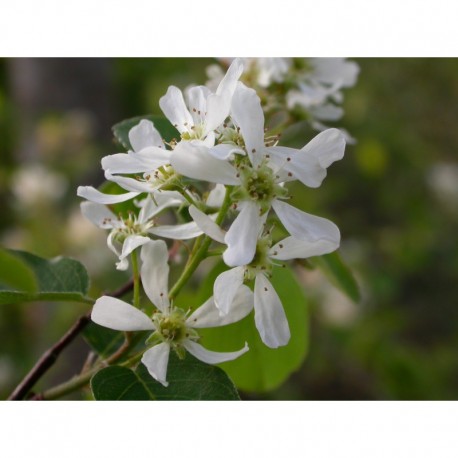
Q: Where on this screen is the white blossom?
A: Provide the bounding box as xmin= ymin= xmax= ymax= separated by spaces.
xmin=91 ymin=240 xmax=252 ymax=386
xmin=189 ymin=205 xmax=339 ymax=348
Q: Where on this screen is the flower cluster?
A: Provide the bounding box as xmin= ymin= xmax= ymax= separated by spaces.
xmin=207 ymin=57 xmax=359 ymax=141
xmin=77 ymin=58 xmax=347 ymax=386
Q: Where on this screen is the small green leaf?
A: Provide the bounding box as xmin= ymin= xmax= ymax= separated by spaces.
xmin=309 ymin=251 xmax=361 ymax=302
xmin=196 ymin=263 xmax=309 ymax=393
xmin=0 ymin=248 xmax=37 ymax=292
xmin=83 ymin=322 xmax=125 ymax=358
xmin=91 ymin=352 xmax=240 ymax=400
xmin=0 ymin=249 xmax=90 ymax=305
xmin=112 ymin=115 xmax=179 ymax=150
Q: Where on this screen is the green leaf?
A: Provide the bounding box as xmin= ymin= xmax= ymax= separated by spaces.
xmin=309 ymin=251 xmax=361 ymax=303
xmin=83 ymin=322 xmax=125 ymax=358
xmin=0 ymin=247 xmax=37 ymax=292
xmin=91 ymin=352 xmax=240 ymax=400
xmin=196 ymin=263 xmax=309 ymax=393
xmin=112 ymin=115 xmax=179 ymax=150
xmin=0 ymin=249 xmax=90 ymax=305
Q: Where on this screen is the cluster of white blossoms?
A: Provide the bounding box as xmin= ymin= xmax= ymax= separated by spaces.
xmin=207 ymin=58 xmax=359 ymax=140
xmin=77 ymin=58 xmax=347 ymax=386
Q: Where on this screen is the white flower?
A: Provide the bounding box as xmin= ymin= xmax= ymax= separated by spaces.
xmin=77 ymin=119 xmax=174 ymax=204
xmin=189 ymin=205 xmax=339 ymax=348
xmin=80 ymin=191 xmax=203 ymax=270
xmin=91 ymin=240 xmax=252 ymax=386
xmin=159 ymin=58 xmax=243 ymax=148
xmin=171 ymin=82 xmax=343 ymax=267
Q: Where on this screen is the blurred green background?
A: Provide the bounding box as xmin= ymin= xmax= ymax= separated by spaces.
xmin=0 ymin=58 xmax=457 ymax=400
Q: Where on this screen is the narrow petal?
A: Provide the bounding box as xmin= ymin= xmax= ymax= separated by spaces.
xmin=104 ymin=171 xmax=156 ymax=193
xmin=301 ymin=128 xmax=346 ymax=169
xmin=77 ymin=186 xmax=140 ymax=204
xmin=149 ymin=221 xmax=203 ymax=240
xmin=269 ymin=236 xmax=339 ymax=261
xmin=140 ymin=240 xmax=170 ymax=311
xmin=272 ymin=199 xmax=340 ymax=245
xmin=254 ymin=274 xmax=290 ymax=348
xmin=116 ymin=235 xmax=151 ymax=271
xmin=223 ymin=201 xmax=265 ymax=267
xmin=189 ymin=205 xmax=226 ymax=243
xmin=141 ymin=342 xmax=170 ymax=387
xmin=101 ymin=148 xmax=171 ymax=173
xmin=267 ymin=145 xmax=325 ymax=188
xmin=138 ymin=191 xmax=185 ymax=222
xmin=206 ymin=183 xmax=226 ymax=208
xmin=183 ymin=339 xmax=249 ymax=364
xmin=231 ymin=82 xmax=265 ymax=163
xmin=213 ymin=266 xmax=245 ymax=315
xmin=159 ymin=86 xmax=194 ymax=133
xmin=91 ymin=296 xmax=154 ymax=331
xmin=187 ymin=284 xmax=253 ymax=328
xmin=203 ymin=58 xmax=244 ymax=134
xmin=129 ymin=119 xmax=165 ymax=151
xmin=185 ymin=85 xmax=210 ymax=126
xmin=208 ymin=143 xmax=245 ymax=160
xmin=170 ymin=142 xmax=239 ymax=185
xmin=80 ymin=201 xmax=119 ymax=229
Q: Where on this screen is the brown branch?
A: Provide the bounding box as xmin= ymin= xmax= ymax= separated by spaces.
xmin=8 ymin=279 xmax=134 ymax=401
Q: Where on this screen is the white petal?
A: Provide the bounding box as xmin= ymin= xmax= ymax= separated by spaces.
xmin=208 ymin=143 xmax=245 ymax=160
xmin=80 ymin=201 xmax=119 ymax=229
xmin=141 ymin=342 xmax=170 ymax=387
xmin=254 ymin=274 xmax=290 ymax=348
xmin=183 ymin=339 xmax=249 ymax=364
xmin=138 ymin=191 xmax=185 ymax=222
xmin=272 ymin=199 xmax=340 ymax=245
xmin=223 ymin=201 xmax=265 ymax=267
xmin=116 ymin=235 xmax=151 ymax=271
xmin=267 ymin=145 xmax=325 ymax=188
xmin=187 ymin=284 xmax=253 ymax=328
xmin=159 ymin=86 xmax=194 ymax=133
xmin=101 ymin=148 xmax=171 ymax=173
xmin=149 ymin=221 xmax=202 ymax=240
xmin=140 ymin=240 xmax=170 ymax=311
xmin=231 ymin=82 xmax=265 ymax=163
xmin=170 ymin=142 xmax=239 ymax=185
xmin=203 ymin=58 xmax=244 ymax=134
xmin=77 ymin=186 xmax=140 ymax=204
xmin=185 ymin=85 xmax=210 ymax=126
xmin=91 ymin=296 xmax=154 ymax=331
xmin=302 ymin=128 xmax=346 ymax=169
xmin=213 ymin=266 xmax=245 ymax=315
xmin=206 ymin=183 xmax=226 ymax=208
xmin=269 ymin=236 xmax=339 ymax=261
xmin=189 ymin=205 xmax=226 ymax=243
xmin=129 ymin=119 xmax=165 ymax=151
xmin=104 ymin=170 xmax=156 ymax=193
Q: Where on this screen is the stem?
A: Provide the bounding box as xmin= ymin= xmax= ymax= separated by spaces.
xmin=9 ymin=280 xmax=134 ymax=401
xmin=168 ymin=186 xmax=233 ymax=300
xmin=131 ymin=250 xmax=141 ymax=308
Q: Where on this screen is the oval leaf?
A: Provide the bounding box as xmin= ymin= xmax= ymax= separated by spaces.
xmin=91 ymin=352 xmax=240 ymax=400
xmin=0 ymin=249 xmax=89 ymax=305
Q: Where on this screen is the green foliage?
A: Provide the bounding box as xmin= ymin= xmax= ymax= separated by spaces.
xmin=112 ymin=114 xmax=179 ymax=150
xmin=0 ymin=249 xmax=89 ymax=305
xmin=195 ymin=262 xmax=309 ymax=393
xmin=83 ymin=322 xmax=125 ymax=358
xmin=91 ymin=352 xmax=240 ymax=400
xmin=310 ymin=251 xmax=361 ymax=303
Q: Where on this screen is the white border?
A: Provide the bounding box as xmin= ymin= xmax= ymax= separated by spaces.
xmin=1 ymin=0 xmax=457 ymax=56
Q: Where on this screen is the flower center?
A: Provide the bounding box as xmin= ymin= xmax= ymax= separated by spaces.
xmin=245 ymin=234 xmax=273 ymax=280
xmin=181 ymin=123 xmax=205 ymax=141
xmin=232 ymin=159 xmax=288 ymax=214
xmin=150 ymin=307 xmax=198 ymax=346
